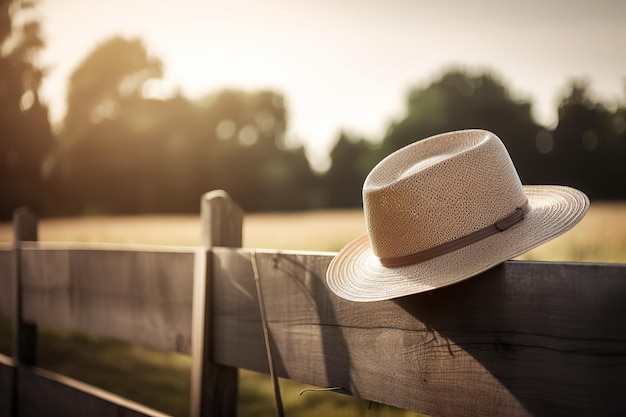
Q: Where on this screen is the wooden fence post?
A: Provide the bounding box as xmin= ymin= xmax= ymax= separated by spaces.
xmin=190 ymin=191 xmax=243 ymax=417
xmin=12 ymin=207 xmax=38 ymax=416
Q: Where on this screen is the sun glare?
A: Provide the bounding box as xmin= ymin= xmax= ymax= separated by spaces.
xmin=141 ymin=78 xmax=179 ymax=101
xmin=19 ymin=90 xmax=35 ymax=112
xmin=37 ymin=0 xmax=626 ymax=168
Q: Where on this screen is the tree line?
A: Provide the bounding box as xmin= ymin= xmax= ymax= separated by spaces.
xmin=326 ymin=73 xmax=626 ymax=208
xmin=1 ymin=1 xmax=625 ymax=219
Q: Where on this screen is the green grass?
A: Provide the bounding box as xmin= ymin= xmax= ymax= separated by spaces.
xmin=37 ymin=327 xmax=191 ymax=415
xmin=240 ymin=372 xmax=420 ymax=417
xmin=1 ymin=203 xmax=625 ymax=416
xmin=0 ymin=321 xmax=191 ymax=415
xmin=0 ymin=319 xmax=421 ymax=416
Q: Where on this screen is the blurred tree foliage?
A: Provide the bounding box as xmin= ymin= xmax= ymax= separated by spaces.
xmin=0 ymin=0 xmax=54 ymax=219
xmin=46 ymin=37 xmax=317 ymax=215
xmin=196 ymin=89 xmax=316 ymax=211
xmin=546 ymin=80 xmax=626 ymax=199
xmin=324 ymin=70 xmax=626 ymax=208
xmin=1 ymin=27 xmax=625 ymax=218
xmin=322 ymin=131 xmax=379 ymax=208
xmin=381 ymin=70 xmax=542 ymax=182
xmin=61 ymin=36 xmax=163 ymax=146
xmin=322 ymin=70 xmax=542 ymax=206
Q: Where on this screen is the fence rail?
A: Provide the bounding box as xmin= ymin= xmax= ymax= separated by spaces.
xmin=1 ymin=191 xmax=626 ymax=416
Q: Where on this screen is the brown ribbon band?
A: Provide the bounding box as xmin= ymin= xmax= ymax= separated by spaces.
xmin=379 ymin=200 xmax=531 ymax=268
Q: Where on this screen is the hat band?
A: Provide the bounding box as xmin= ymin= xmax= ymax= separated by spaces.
xmin=379 ymin=200 xmax=531 ymax=268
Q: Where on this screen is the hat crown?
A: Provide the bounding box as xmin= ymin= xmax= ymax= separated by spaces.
xmin=364 ymin=130 xmax=527 ymax=259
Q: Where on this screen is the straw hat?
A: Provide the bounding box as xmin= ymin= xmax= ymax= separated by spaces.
xmin=326 ymin=129 xmax=589 ymax=302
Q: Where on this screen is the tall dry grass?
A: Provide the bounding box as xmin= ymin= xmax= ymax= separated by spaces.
xmin=2 ymin=202 xmax=625 ymax=262
xmin=516 ymin=202 xmax=626 ymax=263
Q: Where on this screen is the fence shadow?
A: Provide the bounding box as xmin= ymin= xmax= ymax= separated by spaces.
xmin=394 ymin=262 xmax=626 ymax=416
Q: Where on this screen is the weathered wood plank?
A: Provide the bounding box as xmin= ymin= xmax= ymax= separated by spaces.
xmin=190 ymin=190 xmax=241 ymax=417
xmin=0 ymin=247 xmax=14 ymax=319
xmin=212 ymin=248 xmax=626 ymax=417
xmin=16 ymin=365 xmax=170 ymax=417
xmin=13 ymin=208 xmax=38 ymax=367
xmin=19 ymin=243 xmax=196 ymax=353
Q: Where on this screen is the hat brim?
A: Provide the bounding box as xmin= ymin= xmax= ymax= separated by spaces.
xmin=326 ymin=185 xmax=589 ymax=302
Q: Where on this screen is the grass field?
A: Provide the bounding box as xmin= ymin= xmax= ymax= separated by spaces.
xmin=0 ymin=209 xmax=367 ymax=252
xmin=2 ymin=202 xmax=626 ymax=262
xmin=1 ymin=202 xmax=625 ymax=416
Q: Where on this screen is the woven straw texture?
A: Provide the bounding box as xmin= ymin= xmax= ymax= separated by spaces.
xmin=326 ymin=130 xmax=589 ymax=302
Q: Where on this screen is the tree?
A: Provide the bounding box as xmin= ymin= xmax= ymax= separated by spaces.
xmin=324 ymin=132 xmax=378 ymax=208
xmin=381 ymin=69 xmax=542 ymax=183
xmin=549 ymin=80 xmax=626 ymax=199
xmin=0 ymin=0 xmax=54 ymax=219
xmin=197 ymin=89 xmax=315 ymax=211
xmin=61 ymin=36 xmax=162 ymax=145
xmin=53 ymin=96 xmax=203 ymax=215
xmin=48 ymin=36 xmax=169 ymax=214
xmin=51 ymin=36 xmax=316 ymax=214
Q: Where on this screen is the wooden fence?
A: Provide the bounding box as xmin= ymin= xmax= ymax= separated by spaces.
xmin=1 ymin=190 xmax=626 ymax=416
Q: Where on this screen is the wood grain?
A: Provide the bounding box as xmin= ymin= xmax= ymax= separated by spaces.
xmin=19 ymin=243 xmax=195 ymax=354
xmin=190 ymin=191 xmax=242 ymax=417
xmin=212 ymin=249 xmax=626 ymax=417
xmin=13 ymin=208 xmax=38 ymax=366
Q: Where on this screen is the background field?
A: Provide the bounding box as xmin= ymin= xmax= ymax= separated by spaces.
xmin=1 ymin=202 xmax=625 ymax=416
xmin=2 ymin=202 xmax=625 ymax=261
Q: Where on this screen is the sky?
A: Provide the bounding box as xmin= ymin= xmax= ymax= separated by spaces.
xmin=36 ymin=0 xmax=626 ymax=170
